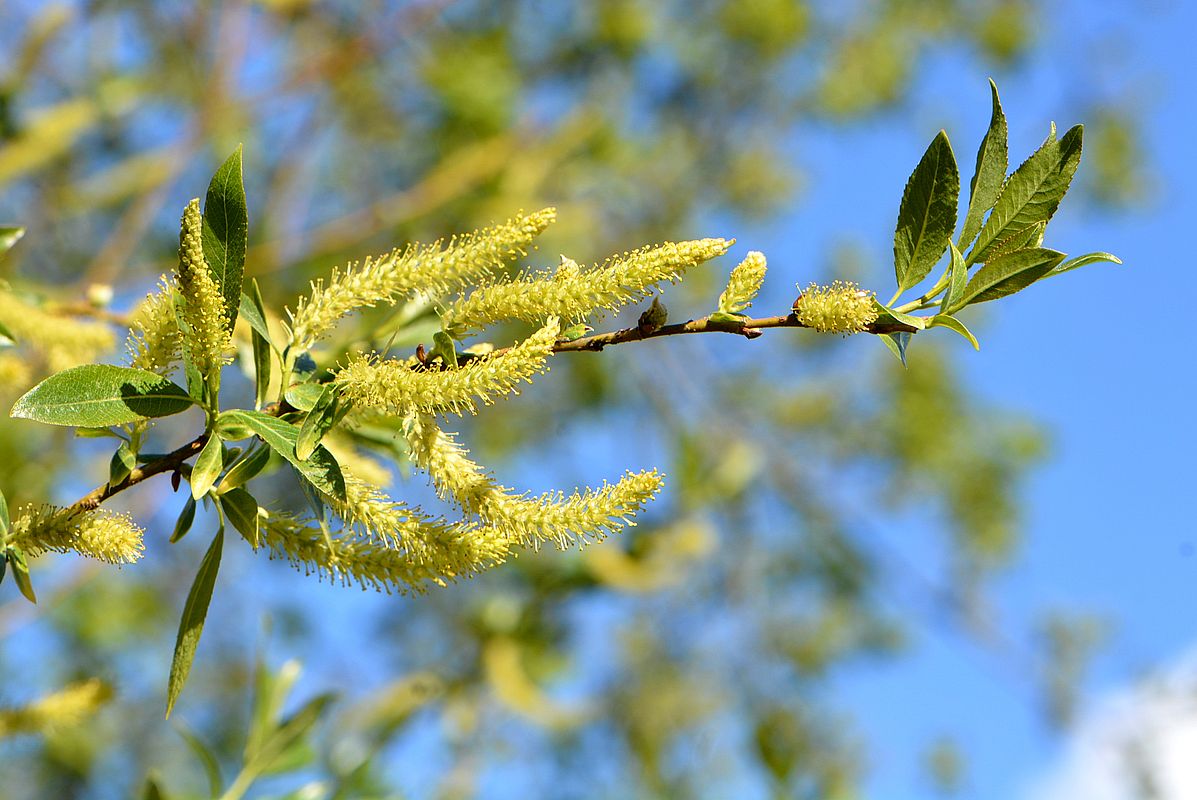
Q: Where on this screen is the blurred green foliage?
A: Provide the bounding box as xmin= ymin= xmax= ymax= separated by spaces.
xmin=0 ymin=1 xmax=1138 ymax=797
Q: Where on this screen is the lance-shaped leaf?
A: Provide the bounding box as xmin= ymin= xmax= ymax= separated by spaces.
xmin=166 ymin=527 xmax=224 ymax=718
xmin=941 ymin=243 xmax=968 ymax=315
xmin=969 ymin=125 xmax=1083 ymax=265
xmin=296 ymin=384 xmax=349 ymax=462
xmin=241 ymin=281 xmax=274 ymax=410
xmin=170 ymin=496 xmax=197 ymax=544
xmin=958 ymin=79 xmax=1008 ymax=248
xmin=110 ymin=441 xmax=136 ymax=486
xmin=218 ymin=444 xmax=272 ymax=493
xmin=0 ymin=226 xmax=24 ymax=256
xmin=880 ymin=331 xmax=913 ymax=367
xmin=894 ymin=130 xmax=960 ymax=292
xmin=11 ymin=365 xmax=194 ymax=427
xmin=201 ymin=146 xmax=248 ymax=332
xmin=8 ymin=546 xmax=35 ymax=603
xmin=190 ymin=434 xmax=224 ymax=500
xmin=1043 ymin=251 xmax=1122 ymax=280
xmin=956 ymin=248 xmax=1065 ymax=307
xmin=929 ymin=314 xmax=980 ymax=350
xmin=220 ymin=488 xmax=260 ymax=549
xmin=218 ymin=410 xmax=345 ymax=502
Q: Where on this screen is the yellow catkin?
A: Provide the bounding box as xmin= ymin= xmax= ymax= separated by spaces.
xmin=287 ymin=208 xmax=557 ymax=351
xmin=175 ymin=198 xmax=230 ymax=376
xmin=10 ymin=504 xmax=145 ymax=564
xmin=333 ymin=319 xmax=559 ymax=416
xmin=793 ymin=281 xmax=878 ymax=334
xmin=717 ymin=250 xmax=768 ymax=314
xmin=0 ymin=290 xmax=115 ymax=368
xmin=446 ymin=238 xmax=733 ymax=331
xmin=125 ymin=276 xmax=181 ymax=375
xmin=0 ymin=352 xmax=32 ymax=397
xmin=0 ymin=679 xmax=112 ymax=738
xmin=405 ymin=414 xmax=663 ymax=549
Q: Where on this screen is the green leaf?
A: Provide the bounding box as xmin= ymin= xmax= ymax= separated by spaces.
xmin=0 ymin=318 xmax=16 ymax=347
xmin=956 ymin=248 xmax=1066 ymax=307
xmin=220 ymin=488 xmax=260 ymax=549
xmin=958 ymin=79 xmax=1009 ymax=249
xmin=140 ymin=775 xmax=171 ymax=800
xmin=984 ymin=221 xmax=1046 ymax=262
xmin=0 ymin=487 xmax=9 ymax=542
xmin=190 ymin=434 xmax=224 ymax=500
xmin=242 ymin=282 xmax=274 ymax=410
xmin=284 ymin=380 xmax=324 ymax=412
xmin=219 ymin=410 xmax=345 ymax=502
xmin=218 ymin=444 xmax=272 ymax=493
xmin=9 ymin=546 xmax=37 ymax=603
xmin=296 ymin=385 xmax=348 ymax=462
xmin=941 ymin=243 xmax=968 ymax=315
xmin=246 ymin=659 xmax=302 ymax=766
xmin=11 ymin=365 xmax=194 ymax=428
xmin=929 ymin=314 xmax=980 ymax=350
xmin=1044 ymin=251 xmax=1122 ymax=279
xmin=109 ymin=441 xmax=136 ymax=486
xmin=246 ymin=692 xmax=336 ymax=776
xmin=170 ymin=496 xmax=197 ymax=544
xmin=201 ymin=146 xmax=248 ymax=332
xmin=173 ymin=721 xmax=223 ymax=799
xmin=0 ymin=226 xmax=24 ymax=256
xmin=166 ymin=527 xmax=224 ymax=718
xmin=968 ymin=125 xmax=1083 ymax=265
xmin=870 ymin=299 xmax=926 ymax=331
xmin=894 ymin=130 xmax=960 ymax=292
xmin=430 ymin=331 xmax=459 ymax=368
xmin=879 ymin=332 xmax=912 ymax=367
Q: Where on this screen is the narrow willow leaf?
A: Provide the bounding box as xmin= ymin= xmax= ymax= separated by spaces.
xmin=870 ymin=299 xmax=926 ymax=330
xmin=9 ymin=546 xmax=36 ymax=603
xmin=166 ymin=527 xmax=224 ymax=718
xmin=894 ymin=130 xmax=960 ymax=292
xmin=220 ymin=488 xmax=259 ymax=549
xmin=957 ymin=248 xmax=1065 ymax=307
xmin=11 ymin=365 xmax=194 ymax=428
xmin=219 ymin=410 xmax=345 ymax=501
xmin=969 ymin=125 xmax=1083 ymax=265
xmin=958 ymin=79 xmax=1009 ymax=248
xmin=242 ymin=281 xmax=274 ymax=410
xmin=296 ymin=385 xmax=348 ymax=462
xmin=0 ymin=226 xmax=24 ymax=255
xmin=191 ymin=434 xmax=224 ymax=500
xmin=245 ymin=692 xmax=336 ymax=775
xmin=985 ymin=220 xmax=1046 ymax=261
xmin=110 ymin=441 xmax=136 ymax=486
xmin=173 ymin=722 xmax=222 ymax=799
xmin=201 ymin=146 xmax=248 ymax=332
xmin=0 ymin=319 xmax=15 ymax=346
xmin=929 ymin=314 xmax=980 ymax=350
xmin=170 ymin=496 xmax=197 ymax=544
xmin=218 ymin=445 xmax=272 ymax=493
xmin=1044 ymin=251 xmax=1122 ymax=279
xmin=941 ymin=243 xmax=968 ymax=314
xmin=283 ymin=381 xmax=324 ymax=412
xmin=880 ymin=332 xmax=911 ymax=367
xmin=246 ymin=659 xmax=302 ymax=766
xmin=0 ymin=487 xmax=9 ymax=540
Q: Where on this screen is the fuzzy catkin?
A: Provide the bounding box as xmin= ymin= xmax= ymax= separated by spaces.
xmin=333 ymin=319 xmax=559 ymax=416
xmin=0 ymin=679 xmax=112 ymax=738
xmin=446 ymin=238 xmax=733 ymax=332
xmin=287 ymin=208 xmax=557 ymax=351
xmin=10 ymin=505 xmax=145 ymax=564
xmin=0 ymin=290 xmax=115 ymax=369
xmin=793 ymin=281 xmax=878 ymax=334
xmin=175 ymin=198 xmax=230 ymax=376
xmin=125 ymin=277 xmax=181 ymax=375
xmin=717 ymin=251 xmax=768 ymax=314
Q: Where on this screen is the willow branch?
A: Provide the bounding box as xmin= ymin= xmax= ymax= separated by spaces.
xmin=68 ymin=433 xmax=209 ymax=513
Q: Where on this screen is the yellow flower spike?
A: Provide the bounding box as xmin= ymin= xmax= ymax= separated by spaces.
xmin=717 ymin=250 xmax=768 ymax=314
xmin=175 ymin=198 xmax=231 ymax=376
xmin=287 ymin=208 xmax=558 ymax=351
xmin=333 ymin=318 xmax=559 ymax=416
xmin=125 ymin=276 xmax=182 ymax=376
xmin=0 ymin=289 xmax=115 ymax=368
xmin=793 ymin=280 xmax=879 ymax=334
xmin=10 ymin=504 xmax=145 ymax=564
xmin=0 ymin=678 xmax=112 ymax=738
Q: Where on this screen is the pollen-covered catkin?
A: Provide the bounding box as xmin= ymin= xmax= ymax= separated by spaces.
xmin=333 ymin=318 xmax=559 ymax=416
xmin=287 ymin=208 xmax=558 ymax=350
xmin=717 ymin=251 xmax=768 ymax=314
xmin=176 ymin=199 xmax=231 ymax=376
xmin=446 ymin=238 xmax=732 ymax=331
xmin=793 ymin=281 xmax=878 ymax=334
xmin=0 ymin=290 xmax=115 ymax=370
xmin=125 ymin=277 xmax=181 ymax=375
xmin=10 ymin=505 xmax=145 ymax=564
xmin=0 ymin=679 xmax=112 ymax=737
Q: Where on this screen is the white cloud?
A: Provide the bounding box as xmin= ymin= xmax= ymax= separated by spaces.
xmin=1026 ymin=649 xmax=1197 ymax=800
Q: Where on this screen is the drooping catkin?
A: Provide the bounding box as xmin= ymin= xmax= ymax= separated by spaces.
xmin=333 ymin=318 xmax=559 ymax=416
xmin=0 ymin=679 xmax=112 ymax=738
xmin=445 ymin=238 xmax=733 ymax=332
xmin=175 ymin=198 xmax=230 ymax=376
xmin=287 ymin=208 xmax=558 ymax=351
xmin=10 ymin=504 xmax=145 ymax=564
xmin=0 ymin=290 xmax=115 ymax=369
